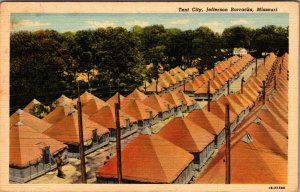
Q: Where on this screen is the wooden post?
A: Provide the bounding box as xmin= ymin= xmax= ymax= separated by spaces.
xmin=241 ymin=76 xmax=245 ymax=94
xmin=207 ymin=81 xmax=211 ymax=112
xmin=77 ymin=84 xmax=87 ymax=184
xmin=227 ymin=80 xmax=230 ymax=95
xmin=144 ymin=81 xmax=147 ymax=93
xmin=255 ymin=58 xmax=258 ymax=76
xmin=114 ymin=103 xmax=122 ymax=184
xmin=155 ymin=79 xmax=158 ymax=94
xmin=225 ymin=103 xmax=230 ymax=184
xmin=274 ymin=75 xmax=277 ymax=90
xmin=117 ymin=79 xmax=121 ymax=109
xmin=117 ymin=92 xmax=121 ymax=110
xmin=262 ymin=80 xmax=266 ymax=105
xmin=183 ymin=79 xmax=186 ymax=92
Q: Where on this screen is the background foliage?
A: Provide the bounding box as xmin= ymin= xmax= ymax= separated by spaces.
xmin=10 ymin=25 xmax=288 ymax=113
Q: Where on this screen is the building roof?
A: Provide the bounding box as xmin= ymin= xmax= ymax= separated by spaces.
xmin=226 ymin=94 xmax=252 ymax=109
xmin=143 ymin=94 xmax=173 ymax=113
xmin=186 ymin=109 xmax=224 ymax=135
xmin=176 ymin=91 xmax=196 ymax=106
xmin=158 ymin=117 xmax=214 ymax=153
xmin=197 ymin=135 xmax=286 ymax=184
xmin=10 ymin=122 xmax=67 ymax=167
xmin=218 ymin=95 xmax=245 ymax=116
xmin=43 ymin=109 xmax=109 ymax=144
xmin=96 ymin=134 xmax=194 ymax=183
xmin=82 ymin=97 xmax=106 ymax=116
xmin=124 ymin=89 xmax=148 ymax=103
xmin=161 ymin=91 xmax=182 ymax=107
xmin=23 ymin=99 xmax=42 ymax=113
xmin=195 ymin=82 xmax=216 ymax=95
xmin=77 ymin=91 xmax=105 ymax=106
xmin=43 ymin=103 xmax=74 ymax=125
xmin=52 ymin=94 xmax=75 ymax=107
xmin=106 ymin=92 xmax=125 ymax=106
xmin=121 ymin=98 xmax=158 ymax=121
xmin=146 ymin=80 xmax=165 ymax=93
xmin=191 ymin=78 xmax=204 ymax=88
xmin=203 ymin=101 xmax=236 ymax=124
xmin=10 ymin=109 xmax=52 ymax=132
xmin=183 ymin=81 xmax=198 ymax=92
xmin=185 ymin=67 xmax=198 ymax=76
xmin=89 ymin=104 xmax=136 ymax=129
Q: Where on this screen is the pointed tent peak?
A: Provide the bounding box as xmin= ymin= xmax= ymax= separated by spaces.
xmin=143 ymin=94 xmax=173 ymax=112
xmin=176 ymin=91 xmax=196 ymax=106
xmin=53 ymin=94 xmax=74 ymax=107
xmin=106 ymin=92 xmax=125 ymax=106
xmin=126 ymin=89 xmax=148 ymax=101
xmin=79 ymin=91 xmax=100 ymax=104
xmin=31 ymin=99 xmax=40 ymax=104
xmin=122 ymin=98 xmax=158 ymax=120
xmin=16 ymin=109 xmax=24 ymax=115
xmin=159 ymin=116 xmax=215 ymax=152
xmin=161 ymin=91 xmax=182 ymax=107
xmin=11 ymin=109 xmax=52 ymax=132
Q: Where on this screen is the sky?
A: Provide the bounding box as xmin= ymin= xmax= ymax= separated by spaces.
xmin=11 ymin=13 xmax=288 ymax=33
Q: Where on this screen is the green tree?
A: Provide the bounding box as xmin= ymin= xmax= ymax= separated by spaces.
xmin=221 ymin=25 xmax=253 ymax=51
xmin=252 ymin=25 xmax=288 ymax=56
xmin=92 ymin=27 xmax=146 ymax=96
xmin=10 ymin=30 xmax=75 ymax=113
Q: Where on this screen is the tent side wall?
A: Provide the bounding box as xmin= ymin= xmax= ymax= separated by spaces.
xmin=68 ymin=132 xmax=110 ymax=158
xmin=9 ymin=148 xmax=68 ymax=183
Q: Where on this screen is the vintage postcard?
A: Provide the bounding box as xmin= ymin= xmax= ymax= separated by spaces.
xmin=0 ymin=1 xmax=298 ymax=192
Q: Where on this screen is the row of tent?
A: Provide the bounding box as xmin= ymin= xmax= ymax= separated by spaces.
xmin=9 ymin=80 xmax=199 ymax=182
xmin=141 ymin=54 xmax=253 ymax=101
xmin=140 ymin=55 xmax=241 ymax=94
xmin=197 ymin=53 xmax=288 ymax=184
xmin=95 ymin=52 xmax=288 ymax=184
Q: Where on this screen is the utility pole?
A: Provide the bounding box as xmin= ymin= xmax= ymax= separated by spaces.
xmin=117 ymin=79 xmax=121 ymax=109
xmin=183 ymin=79 xmax=186 ymax=92
xmin=262 ymin=80 xmax=266 ymax=105
xmin=225 ymin=103 xmax=231 ymax=184
xmin=241 ymin=77 xmax=245 ymax=94
xmin=255 ymin=58 xmax=258 ymax=76
xmin=227 ymin=80 xmax=230 ymax=95
xmin=114 ymin=103 xmax=122 ymax=183
xmin=155 ymin=79 xmax=158 ymax=94
xmin=274 ymin=75 xmax=277 ymax=90
xmin=77 ymin=83 xmax=87 ymax=184
xmin=207 ymin=81 xmax=211 ymax=112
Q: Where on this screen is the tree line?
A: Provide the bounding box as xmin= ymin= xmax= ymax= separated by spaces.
xmin=10 ymin=24 xmax=288 ymax=113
